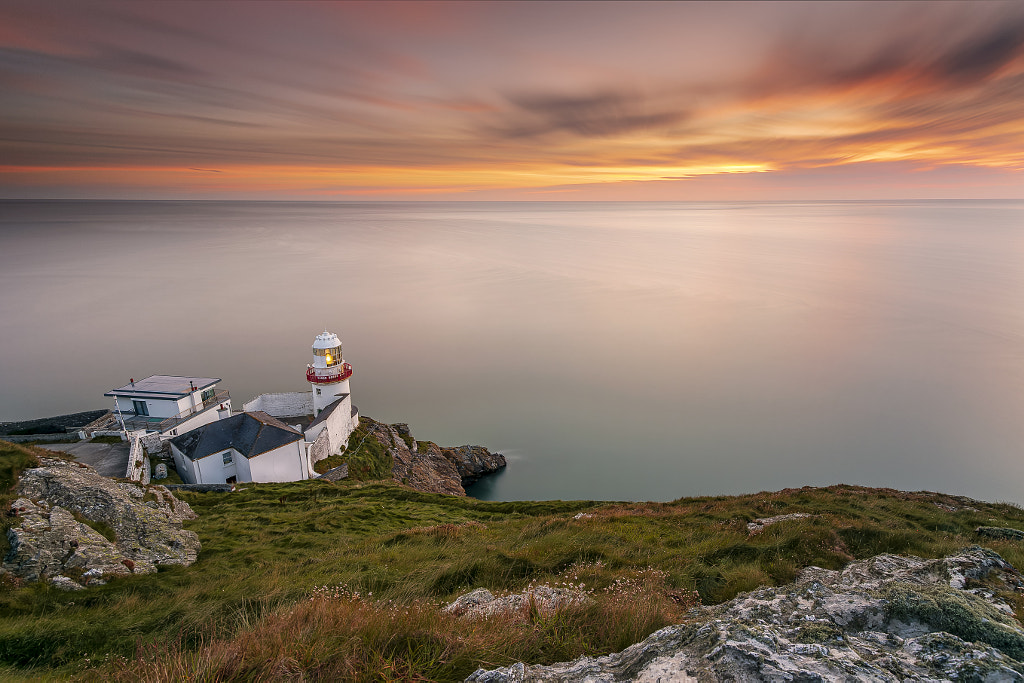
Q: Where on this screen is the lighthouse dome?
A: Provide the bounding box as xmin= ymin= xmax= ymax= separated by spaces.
xmin=313 ymin=331 xmax=341 ymax=350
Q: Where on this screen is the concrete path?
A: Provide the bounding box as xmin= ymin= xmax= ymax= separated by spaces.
xmin=38 ymin=441 xmax=130 ymax=478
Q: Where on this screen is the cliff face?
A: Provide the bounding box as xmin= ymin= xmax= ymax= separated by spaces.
xmin=468 ymin=546 xmax=1024 ymax=682
xmin=2 ymin=457 xmax=200 ymax=590
xmin=362 ymin=420 xmax=506 ymax=496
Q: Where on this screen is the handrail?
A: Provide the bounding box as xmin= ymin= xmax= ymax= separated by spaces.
xmin=154 ymin=390 xmax=231 ymax=431
xmin=307 ymin=362 xmax=353 ymax=384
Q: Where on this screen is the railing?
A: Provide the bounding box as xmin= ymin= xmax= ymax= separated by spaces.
xmin=307 ymin=362 xmax=353 ymax=384
xmin=155 ymin=390 xmax=231 ymax=432
xmin=115 ymin=390 xmax=231 ymax=434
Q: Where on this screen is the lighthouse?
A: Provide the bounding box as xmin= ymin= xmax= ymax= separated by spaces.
xmin=307 ymin=330 xmax=353 ymax=416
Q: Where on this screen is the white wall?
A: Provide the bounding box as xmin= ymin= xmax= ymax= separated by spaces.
xmin=116 ymin=396 xmax=179 ymax=418
xmin=307 ymin=428 xmax=331 ymax=473
xmin=170 ymin=442 xmax=198 ymax=484
xmin=312 ymin=378 xmax=350 ymax=416
xmin=248 ymin=441 xmax=307 ymax=482
xmin=243 ymin=392 xmax=313 ymax=418
xmin=163 ymin=401 xmax=231 ymax=438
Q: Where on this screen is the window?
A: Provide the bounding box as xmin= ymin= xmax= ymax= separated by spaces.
xmin=222 ymin=451 xmax=233 ymax=466
xmin=314 ymin=346 xmax=342 ymax=367
xmin=132 ymin=400 xmax=149 ymax=416
xmin=201 ymin=388 xmax=215 ymax=402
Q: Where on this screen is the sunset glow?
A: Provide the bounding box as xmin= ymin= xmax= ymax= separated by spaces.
xmin=1 ymin=0 xmax=1023 ymax=200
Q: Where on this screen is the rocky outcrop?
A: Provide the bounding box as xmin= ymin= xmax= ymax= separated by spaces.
xmin=977 ymin=526 xmax=1024 ymax=541
xmin=467 ymin=546 xmax=1024 ymax=682
xmin=365 ymin=420 xmax=505 ymax=496
xmin=746 ymin=512 xmax=814 ymax=535
xmin=2 ymin=457 xmax=200 ymax=589
xmin=441 ymin=445 xmax=507 ymax=487
xmin=446 ymin=585 xmax=590 ymax=619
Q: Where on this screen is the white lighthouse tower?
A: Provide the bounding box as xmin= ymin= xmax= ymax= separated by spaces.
xmin=307 ymin=330 xmax=353 ymax=416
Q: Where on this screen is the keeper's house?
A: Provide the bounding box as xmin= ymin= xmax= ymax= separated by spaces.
xmin=168 ymin=411 xmax=307 ymax=484
xmin=105 ymin=375 xmax=231 ymax=437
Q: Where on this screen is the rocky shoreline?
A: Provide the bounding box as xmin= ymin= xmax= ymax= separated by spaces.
xmin=364 ymin=419 xmax=506 ymax=496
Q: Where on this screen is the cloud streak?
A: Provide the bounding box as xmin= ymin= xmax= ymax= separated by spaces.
xmin=0 ymin=1 xmax=1022 ymax=199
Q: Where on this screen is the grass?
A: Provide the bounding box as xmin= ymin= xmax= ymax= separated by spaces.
xmin=89 ymin=436 xmax=123 ymax=445
xmin=150 ymin=457 xmax=184 ymax=485
xmin=0 ymin=441 xmax=42 ymax=562
xmin=319 ymin=418 xmax=393 ymax=481
xmin=1 ymin=439 xmax=1024 ymax=680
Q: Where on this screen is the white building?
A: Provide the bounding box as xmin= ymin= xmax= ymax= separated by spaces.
xmin=232 ymin=329 xmax=360 ymax=477
xmin=105 ymin=375 xmax=231 ymax=438
xmin=168 ymin=411 xmax=307 ymax=484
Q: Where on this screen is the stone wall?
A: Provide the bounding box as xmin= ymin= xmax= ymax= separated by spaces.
xmin=140 ymin=432 xmax=163 ymax=453
xmin=242 ymin=392 xmax=313 ymax=418
xmin=1 ymin=433 xmax=83 ymax=443
xmin=308 ymin=427 xmax=331 ymax=469
xmin=125 ymin=431 xmax=150 ymax=485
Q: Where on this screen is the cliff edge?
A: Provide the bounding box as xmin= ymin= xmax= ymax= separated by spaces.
xmin=358 ymin=418 xmax=506 ymax=496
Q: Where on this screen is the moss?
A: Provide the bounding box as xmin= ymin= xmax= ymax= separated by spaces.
xmin=880 ymin=582 xmax=1024 ymax=661
xmin=334 ymin=420 xmax=393 ymax=481
xmin=792 ymin=622 xmax=842 ymax=644
xmin=70 ymin=510 xmax=117 ymax=543
xmin=0 ymin=441 xmax=41 ymax=559
xmin=314 ymin=455 xmax=345 ymax=474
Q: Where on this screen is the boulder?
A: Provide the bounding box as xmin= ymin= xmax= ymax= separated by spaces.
xmin=467 ymin=546 xmax=1024 ymax=682
xmin=446 ymin=585 xmax=590 ymax=619
xmin=3 ymin=457 xmax=201 ymax=589
xmin=977 ymin=526 xmax=1024 ymax=541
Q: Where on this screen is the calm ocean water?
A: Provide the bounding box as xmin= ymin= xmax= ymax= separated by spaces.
xmin=2 ymin=200 xmax=1023 ymax=503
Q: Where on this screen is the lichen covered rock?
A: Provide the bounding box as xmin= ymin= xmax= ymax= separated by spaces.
xmin=446 ymin=585 xmax=590 ymax=619
xmin=3 ymin=457 xmax=200 ymax=589
xmin=467 ymin=546 xmax=1024 ymax=682
xmin=977 ymin=526 xmax=1024 ymax=541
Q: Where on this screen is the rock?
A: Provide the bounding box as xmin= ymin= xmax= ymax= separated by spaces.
xmin=977 ymin=526 xmax=1024 ymax=541
xmin=363 ymin=419 xmax=505 ymax=496
xmin=50 ymin=575 xmax=86 ymax=592
xmin=2 ymin=457 xmax=201 ymax=589
xmin=440 ymin=445 xmax=507 ymax=487
xmin=446 ymin=585 xmax=590 ymax=619
xmin=467 ymin=547 xmax=1024 ymax=682
xmin=445 ymin=588 xmax=496 ymax=616
xmin=319 ymin=463 xmax=349 ymax=482
xmin=367 ymin=421 xmax=466 ymax=496
xmin=747 ymin=512 xmax=813 ymax=535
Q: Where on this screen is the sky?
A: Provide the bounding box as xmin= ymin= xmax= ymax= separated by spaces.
xmin=1 ymin=1 xmax=1023 ymax=200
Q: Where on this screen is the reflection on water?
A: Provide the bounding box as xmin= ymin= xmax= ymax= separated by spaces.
xmin=2 ymin=200 xmax=1023 ymax=503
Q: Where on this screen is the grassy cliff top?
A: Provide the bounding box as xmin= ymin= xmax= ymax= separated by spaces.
xmin=2 ymin=439 xmax=1023 ymax=681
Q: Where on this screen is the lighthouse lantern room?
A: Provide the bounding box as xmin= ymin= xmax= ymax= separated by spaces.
xmin=308 ymin=330 xmax=353 ymax=416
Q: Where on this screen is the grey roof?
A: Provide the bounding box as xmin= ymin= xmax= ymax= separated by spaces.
xmin=169 ymin=411 xmax=303 ymax=461
xmin=105 ymin=375 xmax=219 ymax=400
xmin=307 ymin=394 xmax=349 ymax=430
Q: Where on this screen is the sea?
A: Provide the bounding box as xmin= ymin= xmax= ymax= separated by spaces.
xmin=1 ymin=199 xmax=1023 ymax=504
